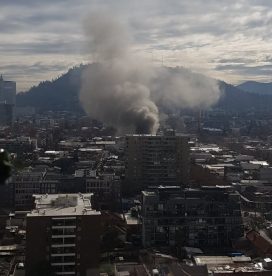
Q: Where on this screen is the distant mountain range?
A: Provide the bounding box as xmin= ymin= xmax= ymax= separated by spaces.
xmin=237 ymin=81 xmax=272 ymax=95
xmin=16 ymin=65 xmax=272 ymax=114
xmin=217 ymin=81 xmax=272 ymax=113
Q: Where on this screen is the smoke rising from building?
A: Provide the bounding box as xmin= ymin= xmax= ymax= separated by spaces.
xmin=80 ymin=13 xmax=159 ymax=134
xmin=80 ymin=12 xmax=222 ymax=134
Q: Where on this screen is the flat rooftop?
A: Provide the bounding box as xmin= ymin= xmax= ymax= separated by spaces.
xmin=194 ymin=255 xmax=268 ymax=274
xmin=27 ymin=193 xmax=100 ymax=217
xmin=126 ymin=133 xmax=189 ymax=137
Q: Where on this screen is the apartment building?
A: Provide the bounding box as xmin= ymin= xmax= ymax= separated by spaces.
xmin=124 ymin=134 xmax=189 ymax=194
xmin=86 ymin=174 xmax=121 ymax=209
xmin=141 ymin=186 xmax=243 ymax=249
xmin=26 ymin=193 xmax=101 ymax=276
xmin=11 ymin=169 xmax=57 ymax=210
xmin=86 ymin=173 xmax=120 ymax=195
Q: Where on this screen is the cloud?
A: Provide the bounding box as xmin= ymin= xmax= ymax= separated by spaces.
xmin=216 ymin=63 xmax=272 ymax=74
xmin=0 ymin=40 xmax=84 ymax=55
xmin=0 ymin=62 xmax=68 ymax=76
xmin=1 ymin=0 xmax=272 ymax=90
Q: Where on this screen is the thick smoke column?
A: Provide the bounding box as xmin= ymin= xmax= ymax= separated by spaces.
xmin=152 ymin=67 xmax=221 ymax=112
xmin=80 ymin=13 xmax=159 ymax=134
xmin=80 ymin=13 xmax=222 ymax=134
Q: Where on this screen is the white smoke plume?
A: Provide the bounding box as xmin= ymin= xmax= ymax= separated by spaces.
xmin=80 ymin=12 xmax=221 ymax=134
xmin=151 ymin=67 xmax=221 ymax=112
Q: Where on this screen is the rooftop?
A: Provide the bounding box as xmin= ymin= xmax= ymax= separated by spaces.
xmin=194 ymin=255 xmax=269 ymax=274
xmin=78 ymin=148 xmax=102 ymax=152
xmin=124 ymin=212 xmax=140 ymax=225
xmin=126 ymin=133 xmax=189 ymax=138
xmin=27 ymin=193 xmax=100 ymax=217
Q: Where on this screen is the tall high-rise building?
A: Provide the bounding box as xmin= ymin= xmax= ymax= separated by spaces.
xmin=0 ymin=103 xmax=14 ymax=126
xmin=0 ymin=75 xmax=16 ymax=125
xmin=0 ymin=75 xmax=16 ymax=104
xmin=25 ymin=193 xmax=101 ymax=276
xmin=124 ymin=133 xmax=190 ymax=194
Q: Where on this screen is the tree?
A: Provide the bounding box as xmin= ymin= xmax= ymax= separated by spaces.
xmin=0 ymin=149 xmax=11 ymax=184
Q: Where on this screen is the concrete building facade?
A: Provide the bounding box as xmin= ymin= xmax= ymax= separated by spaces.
xmin=124 ymin=134 xmax=190 ymax=194
xmin=11 ymin=170 xmax=57 ymax=210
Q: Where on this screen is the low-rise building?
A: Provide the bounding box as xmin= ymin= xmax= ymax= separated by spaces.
xmin=11 ymin=169 xmax=57 ymax=210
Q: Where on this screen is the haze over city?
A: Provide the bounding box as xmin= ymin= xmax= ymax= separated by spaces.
xmin=1 ymin=0 xmax=272 ymax=91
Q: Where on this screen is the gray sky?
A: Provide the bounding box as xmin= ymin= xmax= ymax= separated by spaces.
xmin=1 ymin=0 xmax=272 ymax=91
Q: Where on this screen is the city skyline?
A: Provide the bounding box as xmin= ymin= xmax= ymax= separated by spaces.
xmin=1 ymin=0 xmax=272 ymax=91
xmin=2 ymin=2 xmax=272 ymax=274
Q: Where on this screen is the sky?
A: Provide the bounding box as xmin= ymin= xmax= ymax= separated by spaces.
xmin=1 ymin=0 xmax=272 ymax=92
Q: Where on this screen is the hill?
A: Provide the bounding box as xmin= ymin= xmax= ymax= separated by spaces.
xmin=16 ymin=65 xmax=272 ymax=114
xmin=237 ymin=81 xmax=272 ymax=95
xmin=16 ymin=65 xmax=86 ymax=112
xmin=217 ymin=81 xmax=272 ymax=113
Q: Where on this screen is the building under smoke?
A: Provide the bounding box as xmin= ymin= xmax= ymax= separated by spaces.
xmin=124 ymin=133 xmax=190 ymax=194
